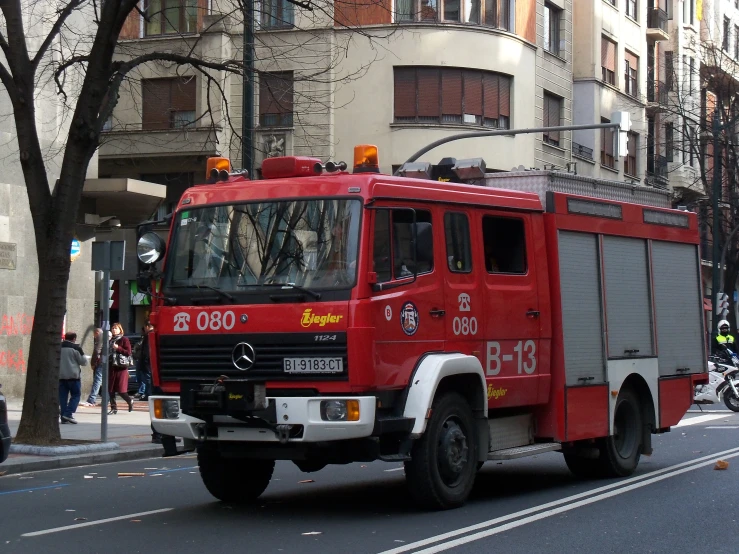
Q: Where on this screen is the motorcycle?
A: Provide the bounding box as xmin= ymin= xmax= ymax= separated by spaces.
xmin=694 ymin=346 xmax=739 ymax=412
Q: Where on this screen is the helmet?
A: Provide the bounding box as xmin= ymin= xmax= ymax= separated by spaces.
xmin=718 ymin=319 xmax=731 ymax=331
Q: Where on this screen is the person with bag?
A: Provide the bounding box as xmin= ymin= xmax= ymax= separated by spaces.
xmin=108 ymin=322 xmax=133 ymax=414
xmin=59 ymin=332 xmax=88 ymax=424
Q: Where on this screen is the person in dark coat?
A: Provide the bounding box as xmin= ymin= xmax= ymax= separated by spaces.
xmin=108 ymin=322 xmax=133 ymax=414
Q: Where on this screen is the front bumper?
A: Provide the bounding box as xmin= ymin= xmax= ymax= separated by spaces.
xmin=149 ymin=395 xmax=377 ymax=443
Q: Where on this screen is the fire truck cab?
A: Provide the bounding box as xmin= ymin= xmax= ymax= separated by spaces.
xmin=140 ymin=146 xmax=707 ymax=510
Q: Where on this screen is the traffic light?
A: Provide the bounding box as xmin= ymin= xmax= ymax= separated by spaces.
xmin=718 ymin=292 xmax=730 ymax=318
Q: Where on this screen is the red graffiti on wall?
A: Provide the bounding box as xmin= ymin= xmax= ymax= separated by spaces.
xmin=0 ymin=314 xmax=34 ymax=335
xmin=0 ymin=349 xmax=26 ymax=373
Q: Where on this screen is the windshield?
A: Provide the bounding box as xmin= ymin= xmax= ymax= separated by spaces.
xmin=165 ymin=198 xmax=361 ymax=291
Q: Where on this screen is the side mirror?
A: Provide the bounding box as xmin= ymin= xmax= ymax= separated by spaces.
xmin=137 ymin=232 xmax=166 ymax=265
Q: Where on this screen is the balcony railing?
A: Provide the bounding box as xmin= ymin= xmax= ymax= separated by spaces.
xmin=646 ymin=154 xmax=669 ymax=188
xmin=572 ymin=142 xmax=594 ymax=160
xmin=647 ymin=7 xmax=668 ymax=33
xmin=647 ymin=79 xmax=668 ymax=106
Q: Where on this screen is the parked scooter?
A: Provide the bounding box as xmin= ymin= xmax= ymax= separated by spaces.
xmin=694 ymin=346 xmax=739 ymax=412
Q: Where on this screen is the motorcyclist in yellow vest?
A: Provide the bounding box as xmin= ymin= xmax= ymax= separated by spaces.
xmin=716 ymin=320 xmax=735 ymax=363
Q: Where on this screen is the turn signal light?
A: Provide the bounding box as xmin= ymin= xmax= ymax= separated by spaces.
xmin=353 ymin=144 xmax=380 ymax=174
xmin=346 ymin=400 xmax=360 ymax=421
xmin=206 ymin=157 xmax=231 ymax=180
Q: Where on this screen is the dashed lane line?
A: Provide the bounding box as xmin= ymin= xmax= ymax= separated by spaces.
xmin=21 ymin=508 xmax=173 ymax=537
xmin=674 ymin=414 xmax=729 ymax=427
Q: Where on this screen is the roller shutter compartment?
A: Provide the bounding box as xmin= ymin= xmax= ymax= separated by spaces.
xmin=558 ymin=231 xmax=606 ymax=385
xmin=651 ymin=242 xmax=704 ymax=375
xmin=602 ymin=236 xmax=654 ymax=359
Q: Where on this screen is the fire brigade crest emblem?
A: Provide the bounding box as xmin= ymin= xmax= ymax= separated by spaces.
xmin=400 ymin=302 xmax=419 ymax=336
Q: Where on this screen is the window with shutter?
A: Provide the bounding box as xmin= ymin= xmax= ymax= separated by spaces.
xmin=665 ymin=123 xmax=674 ymax=162
xmin=542 ymin=93 xmax=561 ymax=146
xmin=625 ymin=132 xmax=637 ymax=176
xmin=601 ymin=37 xmax=616 ymax=85
xmin=624 ymin=51 xmax=638 ymax=97
xmin=393 ymin=67 xmax=511 ymax=128
xmin=601 ymin=118 xmax=615 ymax=169
xmin=259 ymin=72 xmax=294 ymax=127
xmin=142 ymin=78 xmax=197 ymax=130
xmin=665 ymin=51 xmax=673 ymax=90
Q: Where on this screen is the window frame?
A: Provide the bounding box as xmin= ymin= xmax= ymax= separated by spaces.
xmin=259 ymin=71 xmax=294 ymax=128
xmin=601 ymin=36 xmax=616 ymax=86
xmin=260 ymin=0 xmax=295 ymax=28
xmin=144 ymin=0 xmax=198 ymax=36
xmin=624 ymin=131 xmax=637 ymax=177
xmin=444 ymin=212 xmax=473 ymax=274
xmin=372 ymin=207 xmax=435 ymax=285
xmin=141 ymin=77 xmax=197 ymax=131
xmin=544 ymin=2 xmax=561 ymax=56
xmin=624 ymin=51 xmax=638 ymax=98
xmin=542 ymin=92 xmax=562 ymax=147
xmin=724 ymin=16 xmax=731 ymax=52
xmin=626 ymin=0 xmax=637 ymax=20
xmin=665 ymin=122 xmax=674 ymax=162
xmin=394 ymin=0 xmax=513 ymax=29
xmin=601 ymin=117 xmax=615 ymax=170
xmin=481 ymin=215 xmax=528 ymax=275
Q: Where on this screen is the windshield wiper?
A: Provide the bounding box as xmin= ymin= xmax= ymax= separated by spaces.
xmin=239 ymin=282 xmax=322 ymax=300
xmin=168 ymin=284 xmax=235 ymax=302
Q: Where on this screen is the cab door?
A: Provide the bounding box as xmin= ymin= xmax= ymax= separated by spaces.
xmin=479 ymin=211 xmax=541 ymax=408
xmin=442 ymin=210 xmax=484 ymax=357
xmin=369 ymin=205 xmax=446 ymax=388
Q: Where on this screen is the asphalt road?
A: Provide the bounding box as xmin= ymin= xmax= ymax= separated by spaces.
xmin=2 ymin=406 xmax=739 ymax=554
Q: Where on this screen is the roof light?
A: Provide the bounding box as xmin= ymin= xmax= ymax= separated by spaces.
xmin=261 ymin=156 xmax=322 ymax=179
xmin=397 ymin=162 xmax=432 ymax=180
xmin=206 ymin=157 xmax=231 ymax=180
xmin=452 ymin=158 xmax=486 ymax=180
xmin=353 ymin=144 xmax=380 ymax=173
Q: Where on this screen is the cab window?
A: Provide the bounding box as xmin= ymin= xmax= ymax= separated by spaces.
xmin=482 ymin=216 xmax=527 ymax=274
xmin=444 ymin=212 xmax=472 ymax=273
xmin=373 ymin=209 xmax=434 ymax=283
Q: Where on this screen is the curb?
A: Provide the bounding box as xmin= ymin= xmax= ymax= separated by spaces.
xmin=10 ymin=442 xmax=121 ymax=456
xmin=0 ymin=445 xmax=166 ymax=476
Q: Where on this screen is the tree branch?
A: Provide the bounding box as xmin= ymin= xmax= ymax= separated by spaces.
xmin=53 ymin=55 xmax=92 ymax=101
xmin=31 ymin=0 xmax=86 ymax=72
xmin=113 ymin=52 xmax=243 ymax=79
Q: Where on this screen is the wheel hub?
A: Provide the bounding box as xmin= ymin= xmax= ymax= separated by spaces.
xmin=437 ymin=419 xmax=469 ymax=486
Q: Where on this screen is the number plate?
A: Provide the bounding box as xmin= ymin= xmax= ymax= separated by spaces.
xmin=284 ymin=357 xmax=343 ymax=374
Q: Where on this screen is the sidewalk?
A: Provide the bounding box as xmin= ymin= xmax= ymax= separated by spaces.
xmin=2 ymin=399 xmax=165 ymax=475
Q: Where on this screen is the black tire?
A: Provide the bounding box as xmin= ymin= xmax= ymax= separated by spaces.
xmin=600 ymin=388 xmax=642 ymax=477
xmin=563 ymin=388 xmax=642 ymax=479
xmin=198 ymin=449 xmax=274 ymax=503
xmin=723 ymin=387 xmax=739 ymax=412
xmin=404 ymin=392 xmax=479 ymax=510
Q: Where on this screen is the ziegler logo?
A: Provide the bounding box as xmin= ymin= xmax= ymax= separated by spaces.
xmin=300 ymin=309 xmax=343 ymax=328
xmin=487 ymin=385 xmax=508 ymax=400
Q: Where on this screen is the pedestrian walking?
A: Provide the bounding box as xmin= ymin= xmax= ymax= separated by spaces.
xmin=135 ymin=321 xmax=153 ymax=401
xmin=108 ymin=322 xmax=133 ymax=414
xmin=81 ymin=327 xmax=103 ymax=406
xmin=59 ymin=332 xmax=88 ymax=424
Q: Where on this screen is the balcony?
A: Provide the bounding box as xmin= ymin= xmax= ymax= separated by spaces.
xmin=646 ymin=154 xmax=669 ymax=188
xmin=646 ymin=79 xmax=668 ymax=112
xmin=646 ymin=8 xmax=669 ymax=41
xmin=99 ymin=125 xmax=222 ymax=159
xmin=572 ymin=142 xmax=594 ymax=161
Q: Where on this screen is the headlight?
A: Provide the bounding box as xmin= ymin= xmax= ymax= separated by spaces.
xmin=137 ymin=232 xmax=166 ymax=265
xmin=153 ymin=398 xmax=180 ymax=420
xmin=320 ymin=400 xmax=359 ymax=422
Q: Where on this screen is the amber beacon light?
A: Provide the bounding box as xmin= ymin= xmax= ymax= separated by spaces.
xmin=353 ymin=144 xmax=380 ymax=173
xmin=206 ymin=156 xmax=231 ymax=180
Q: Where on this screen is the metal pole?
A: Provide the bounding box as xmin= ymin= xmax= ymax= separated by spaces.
xmin=396 ymin=122 xmax=625 ymax=172
xmin=718 ymin=224 xmax=739 ymax=293
xmin=242 ymin=0 xmax=254 ymax=178
xmin=100 ymin=268 xmax=110 ymax=443
xmin=712 ymin=106 xmax=723 ymax=344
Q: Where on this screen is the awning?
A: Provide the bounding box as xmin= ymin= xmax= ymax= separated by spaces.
xmin=82 ymin=178 xmax=166 ymax=226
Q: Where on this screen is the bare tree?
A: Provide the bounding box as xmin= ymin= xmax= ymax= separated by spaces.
xmin=1 ymin=0 xmax=393 ymax=445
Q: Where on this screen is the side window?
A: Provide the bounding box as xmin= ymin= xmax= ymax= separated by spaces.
xmin=444 ymin=212 xmax=472 ymax=273
xmin=373 ymin=208 xmax=434 ymax=283
xmin=393 ymin=209 xmax=433 ymax=278
xmin=373 ymin=210 xmax=392 ymax=283
xmin=482 ymin=216 xmax=527 ymax=274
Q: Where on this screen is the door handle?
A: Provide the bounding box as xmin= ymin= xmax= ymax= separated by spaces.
xmin=430 ymin=309 xmax=446 ymax=317
xmin=526 ymin=310 xmax=540 ymax=318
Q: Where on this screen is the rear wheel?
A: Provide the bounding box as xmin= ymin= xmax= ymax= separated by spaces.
xmin=404 ymin=392 xmax=478 ymax=510
xmin=564 ymin=388 xmax=643 ymax=479
xmin=723 ymin=387 xmax=739 ymax=412
xmin=198 ymin=449 xmax=274 ymax=503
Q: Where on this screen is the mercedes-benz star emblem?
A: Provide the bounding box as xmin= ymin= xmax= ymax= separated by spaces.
xmin=231 ymin=342 xmax=256 ymax=371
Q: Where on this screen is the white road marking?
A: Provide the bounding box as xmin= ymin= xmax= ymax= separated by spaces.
xmin=705 ymin=426 xmax=739 ymax=429
xmin=687 ymin=410 xmax=731 ymax=413
xmin=407 ymin=450 xmax=739 ymax=554
xmin=384 ymin=467 xmax=405 ymax=472
xmin=674 ymin=414 xmax=728 ymax=427
xmin=378 ymin=446 xmax=739 ymax=554
xmin=21 ymin=508 xmax=173 ymax=537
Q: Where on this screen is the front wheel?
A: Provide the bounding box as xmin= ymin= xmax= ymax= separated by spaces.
xmin=404 ymin=392 xmax=479 ymax=510
xmin=598 ymin=388 xmax=643 ymax=477
xmin=723 ymin=386 xmax=739 ymax=412
xmin=198 ymin=449 xmax=274 ymax=503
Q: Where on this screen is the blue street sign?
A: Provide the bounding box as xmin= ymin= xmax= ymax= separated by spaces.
xmin=70 ymin=238 xmax=81 ymax=261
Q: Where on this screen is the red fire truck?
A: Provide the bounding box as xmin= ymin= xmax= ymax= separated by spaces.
xmin=138 ymin=145 xmax=708 ymax=509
